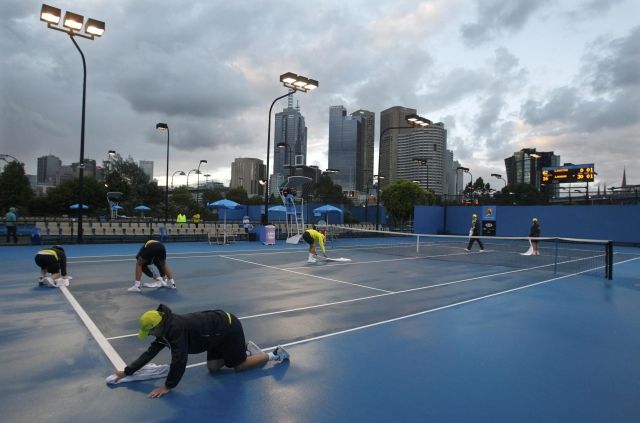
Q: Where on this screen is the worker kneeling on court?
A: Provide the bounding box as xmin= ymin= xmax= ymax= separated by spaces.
xmin=112 ymin=304 xmax=290 ymax=398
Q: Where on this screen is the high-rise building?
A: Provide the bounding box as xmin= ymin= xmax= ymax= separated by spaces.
xmin=139 ymin=160 xmax=154 ymax=179
xmin=71 ymin=159 xmax=97 ymax=180
xmin=351 ymin=109 xmax=375 ymax=190
xmin=504 ymin=148 xmax=560 ymax=190
xmin=231 ymin=158 xmax=266 ymax=196
xmin=37 ymin=154 xmax=61 ymax=184
xmin=273 ymin=95 xmax=307 ymax=178
xmin=328 ymin=106 xmax=363 ymax=193
xmin=445 ymin=150 xmax=463 ymax=200
xmin=378 ymin=106 xmax=417 ymax=187
xmin=396 ymin=123 xmax=447 ymax=196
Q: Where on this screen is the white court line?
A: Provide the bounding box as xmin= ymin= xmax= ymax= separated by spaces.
xmin=220 ymin=255 xmax=393 ymax=294
xmin=58 ymin=285 xmax=126 ymax=369
xmin=184 ymin=266 xmax=599 ymax=369
xmin=106 ymin=253 xmax=602 ymax=340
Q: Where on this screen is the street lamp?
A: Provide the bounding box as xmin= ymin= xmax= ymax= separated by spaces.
xmin=171 ymin=170 xmax=185 ymax=188
xmin=263 ymin=72 xmax=318 ymax=225
xmin=40 ymin=3 xmax=105 ymax=243
xmin=374 ymin=175 xmax=385 ymax=230
xmin=412 ymin=158 xmax=429 ymax=191
xmin=491 ymin=173 xmax=507 ymax=189
xmin=196 ymin=159 xmax=207 ymax=209
xmin=186 ymin=169 xmax=198 ymax=191
xmin=156 ymin=122 xmax=170 ymax=223
xmin=530 ymin=153 xmax=541 ymax=189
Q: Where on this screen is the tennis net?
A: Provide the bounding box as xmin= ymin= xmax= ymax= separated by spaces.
xmin=329 ymin=226 xmax=613 ymax=279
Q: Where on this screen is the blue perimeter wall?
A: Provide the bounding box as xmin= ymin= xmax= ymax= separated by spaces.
xmin=414 ymin=204 xmax=640 ymax=244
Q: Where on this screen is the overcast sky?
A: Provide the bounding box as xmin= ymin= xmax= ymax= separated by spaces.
xmin=1 ymin=0 xmax=639 ymax=190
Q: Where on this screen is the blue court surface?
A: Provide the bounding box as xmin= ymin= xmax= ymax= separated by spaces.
xmin=1 ymin=239 xmax=639 ymax=423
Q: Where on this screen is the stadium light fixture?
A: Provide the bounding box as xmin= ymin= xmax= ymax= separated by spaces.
xmin=40 ymin=3 xmax=105 ymax=243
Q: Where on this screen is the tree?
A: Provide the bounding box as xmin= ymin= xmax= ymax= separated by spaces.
xmin=225 ymin=186 xmax=249 ymax=204
xmin=169 ymin=186 xmax=197 ymax=217
xmin=493 ymin=182 xmax=548 ymax=205
xmin=105 ymin=155 xmax=163 ymax=215
xmin=45 ymin=177 xmax=107 ymax=215
xmin=0 ymin=161 xmax=33 ymax=214
xmin=312 ymin=174 xmax=352 ymax=205
xmin=380 ymin=180 xmax=432 ymax=228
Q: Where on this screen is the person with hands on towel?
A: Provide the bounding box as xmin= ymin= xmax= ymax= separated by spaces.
xmin=302 ymin=225 xmax=326 ymax=263
xmin=111 ymin=304 xmax=290 ymax=399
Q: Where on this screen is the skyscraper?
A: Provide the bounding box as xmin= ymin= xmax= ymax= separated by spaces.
xmin=504 ymin=148 xmax=560 ymax=190
xmin=139 ymin=160 xmax=154 ymax=180
xmin=273 ymin=95 xmax=307 ymax=179
xmin=328 ymin=105 xmax=363 ymax=193
xmin=378 ymin=106 xmax=417 ymax=188
xmin=230 ymin=158 xmax=266 ymax=196
xmin=396 ymin=123 xmax=447 ymax=196
xmin=351 ymin=109 xmax=375 ymax=191
xmin=37 ymin=154 xmax=61 ymax=184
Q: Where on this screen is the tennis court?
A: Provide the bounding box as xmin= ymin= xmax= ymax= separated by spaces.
xmin=1 ymin=233 xmax=640 ymax=422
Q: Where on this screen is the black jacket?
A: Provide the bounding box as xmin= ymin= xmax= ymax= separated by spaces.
xmin=125 ymin=304 xmax=233 ymax=389
xmin=471 ymin=219 xmax=481 ymax=236
xmin=529 ymin=222 xmax=541 ymax=237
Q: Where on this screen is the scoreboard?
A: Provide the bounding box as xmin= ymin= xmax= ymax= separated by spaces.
xmin=541 ymin=164 xmax=595 ymax=184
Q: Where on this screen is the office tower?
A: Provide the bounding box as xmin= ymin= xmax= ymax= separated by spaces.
xmin=504 ymin=148 xmax=560 ymax=190
xmin=230 ymin=158 xmax=266 ymax=196
xmin=378 ymin=106 xmax=417 ymax=187
xmin=273 ymin=95 xmax=307 ymax=178
xmin=139 ymin=160 xmax=154 ymax=179
xmin=351 ymin=109 xmax=375 ymax=191
xmin=328 ymin=106 xmax=363 ymax=193
xmin=37 ymin=154 xmax=61 ymax=184
xmin=396 ymin=123 xmax=447 ymax=196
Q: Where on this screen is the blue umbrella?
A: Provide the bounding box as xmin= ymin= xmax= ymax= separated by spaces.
xmin=134 ymin=205 xmax=151 ymax=216
xmin=313 ymin=204 xmax=343 ymax=229
xmin=69 ymin=203 xmax=89 ymax=210
xmin=207 ymin=199 xmax=241 ymax=243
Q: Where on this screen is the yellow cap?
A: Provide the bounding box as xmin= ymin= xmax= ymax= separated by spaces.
xmin=472 ymin=213 xmax=478 ymax=219
xmin=138 ymin=310 xmax=162 ymax=339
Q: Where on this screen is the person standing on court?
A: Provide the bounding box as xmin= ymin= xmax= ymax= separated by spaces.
xmin=465 ymin=213 xmax=484 ymax=252
xmin=5 ymin=206 xmax=18 ymax=243
xmin=529 ymin=217 xmax=541 ymax=255
xmin=176 ymin=212 xmax=187 ymax=224
xmin=128 ymin=240 xmax=176 ymax=292
xmin=302 ymin=225 xmax=326 ymax=263
xmin=34 ymin=245 xmax=70 ymax=287
xmin=110 ymin=304 xmax=290 ymax=398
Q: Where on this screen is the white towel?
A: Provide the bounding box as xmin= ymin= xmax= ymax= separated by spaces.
xmin=105 ymin=363 xmax=170 ymax=385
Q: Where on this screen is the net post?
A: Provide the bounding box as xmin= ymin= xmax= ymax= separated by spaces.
xmin=553 ymin=238 xmax=559 ymax=275
xmin=606 ymin=241 xmax=613 ymax=280
xmin=416 ymin=234 xmax=420 ymax=256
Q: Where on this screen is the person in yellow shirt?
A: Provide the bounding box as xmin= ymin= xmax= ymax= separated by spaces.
xmin=302 ymin=226 xmax=326 ymax=263
xmin=192 ymin=213 xmax=201 ymax=227
xmin=176 ymin=213 xmax=187 ymax=224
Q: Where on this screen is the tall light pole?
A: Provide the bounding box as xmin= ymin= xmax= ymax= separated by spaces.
xmin=196 ymin=159 xmax=207 ymax=210
xmin=156 ymin=122 xmax=170 ymax=223
xmin=491 ymin=173 xmax=507 ymax=189
xmin=263 ymin=72 xmax=318 ymax=225
xmin=186 ymin=169 xmax=198 ymax=191
xmin=40 ymin=4 xmax=105 ymax=243
xmin=171 ymin=170 xmax=185 ymax=188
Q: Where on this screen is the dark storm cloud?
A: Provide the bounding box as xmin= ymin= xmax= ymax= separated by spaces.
xmin=461 ymin=0 xmax=550 ymax=46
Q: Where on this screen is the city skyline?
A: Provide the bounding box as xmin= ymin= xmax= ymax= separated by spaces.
xmin=1 ymin=0 xmax=638 ymax=190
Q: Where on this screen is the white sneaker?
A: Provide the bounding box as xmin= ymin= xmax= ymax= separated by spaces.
xmin=464 ymin=248 xmax=470 ymax=252
xmin=273 ymin=346 xmax=290 ymax=362
xmin=308 ymin=258 xmax=317 ymax=263
xmin=127 ymin=284 xmax=142 ymax=292
xmin=480 ymin=249 xmax=485 ymax=253
xmin=246 ymin=340 xmax=262 ymax=356
xmin=143 ymin=280 xmax=162 ymax=288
